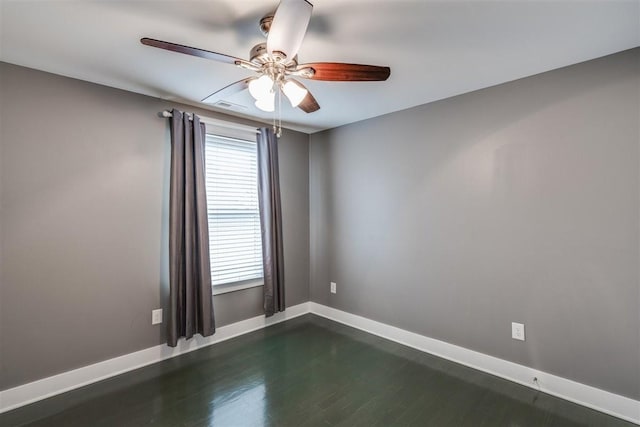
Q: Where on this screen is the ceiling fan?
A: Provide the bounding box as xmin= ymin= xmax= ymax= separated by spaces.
xmin=141 ymin=0 xmax=390 ymax=115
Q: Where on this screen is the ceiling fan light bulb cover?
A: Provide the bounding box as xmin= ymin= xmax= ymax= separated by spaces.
xmin=255 ymin=92 xmax=276 ymax=112
xmin=282 ymin=80 xmax=308 ymax=107
xmin=248 ymin=75 xmax=274 ymax=100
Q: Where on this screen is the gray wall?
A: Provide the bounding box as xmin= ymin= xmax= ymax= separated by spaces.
xmin=0 ymin=63 xmax=310 ymax=390
xmin=2 ymin=48 xmax=638 ymax=401
xmin=309 ymin=49 xmax=640 ymax=400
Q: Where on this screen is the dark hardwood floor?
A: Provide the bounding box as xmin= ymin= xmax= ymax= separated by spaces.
xmin=0 ymin=314 xmax=633 ymax=426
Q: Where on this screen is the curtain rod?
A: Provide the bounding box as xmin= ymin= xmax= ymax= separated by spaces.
xmin=160 ymin=110 xmax=260 ymax=134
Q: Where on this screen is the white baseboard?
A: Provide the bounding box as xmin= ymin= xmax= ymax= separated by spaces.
xmin=0 ymin=302 xmax=310 ymax=414
xmin=2 ymin=301 xmax=638 ymax=425
xmin=308 ymin=302 xmax=640 ymax=425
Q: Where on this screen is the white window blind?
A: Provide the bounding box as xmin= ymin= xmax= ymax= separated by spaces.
xmin=205 ymin=134 xmax=263 ymax=286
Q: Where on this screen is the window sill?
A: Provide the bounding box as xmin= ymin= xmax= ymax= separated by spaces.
xmin=212 ymin=279 xmax=264 ymax=296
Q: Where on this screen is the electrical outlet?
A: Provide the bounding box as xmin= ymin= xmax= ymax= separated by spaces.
xmin=512 ymin=322 xmax=525 ymax=341
xmin=152 ymin=309 xmax=163 ymax=325
xmin=330 ymin=282 xmax=337 ymax=294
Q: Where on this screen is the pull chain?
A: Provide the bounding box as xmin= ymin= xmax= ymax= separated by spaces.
xmin=277 ymin=89 xmax=282 ymax=138
xmin=272 ymin=104 xmax=277 ymax=136
xmin=270 ymin=79 xmax=283 ymax=138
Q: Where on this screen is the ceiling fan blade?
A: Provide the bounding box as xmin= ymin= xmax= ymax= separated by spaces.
xmin=267 ymin=0 xmax=313 ymax=59
xmin=293 ymin=80 xmax=320 ymax=113
xmin=201 ymin=77 xmax=253 ymax=104
xmin=141 ymin=37 xmax=243 ymax=65
xmin=296 ymin=62 xmax=391 ymax=81
xmin=298 ymin=92 xmax=320 ymax=113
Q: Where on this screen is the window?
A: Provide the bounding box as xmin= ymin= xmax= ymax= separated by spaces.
xmin=205 ymin=133 xmax=263 ymax=291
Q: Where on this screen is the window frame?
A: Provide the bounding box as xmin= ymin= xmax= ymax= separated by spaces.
xmin=212 ymin=278 xmax=264 ymax=295
xmin=204 ymin=124 xmax=264 ymax=296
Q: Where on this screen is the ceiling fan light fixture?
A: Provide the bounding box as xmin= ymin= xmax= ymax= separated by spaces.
xmin=248 ymin=75 xmax=274 ymax=101
xmin=282 ymin=80 xmax=308 ymax=108
xmin=255 ymin=91 xmax=276 ymax=112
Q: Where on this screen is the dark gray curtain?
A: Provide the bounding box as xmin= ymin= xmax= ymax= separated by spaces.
xmin=257 ymin=128 xmax=285 ymax=317
xmin=167 ymin=109 xmax=215 ymax=347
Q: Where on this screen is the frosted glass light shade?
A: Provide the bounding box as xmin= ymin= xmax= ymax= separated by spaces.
xmin=254 ymin=92 xmax=275 ymax=112
xmin=248 ymin=75 xmax=274 ymax=100
xmin=282 ymin=80 xmax=308 ymax=108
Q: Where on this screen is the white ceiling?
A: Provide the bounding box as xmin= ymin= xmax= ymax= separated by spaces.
xmin=1 ymin=0 xmax=638 ymax=133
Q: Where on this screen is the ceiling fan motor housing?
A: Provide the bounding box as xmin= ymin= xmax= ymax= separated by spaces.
xmin=250 ymin=43 xmax=297 ymax=69
xmin=250 ymin=43 xmax=270 ymax=63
